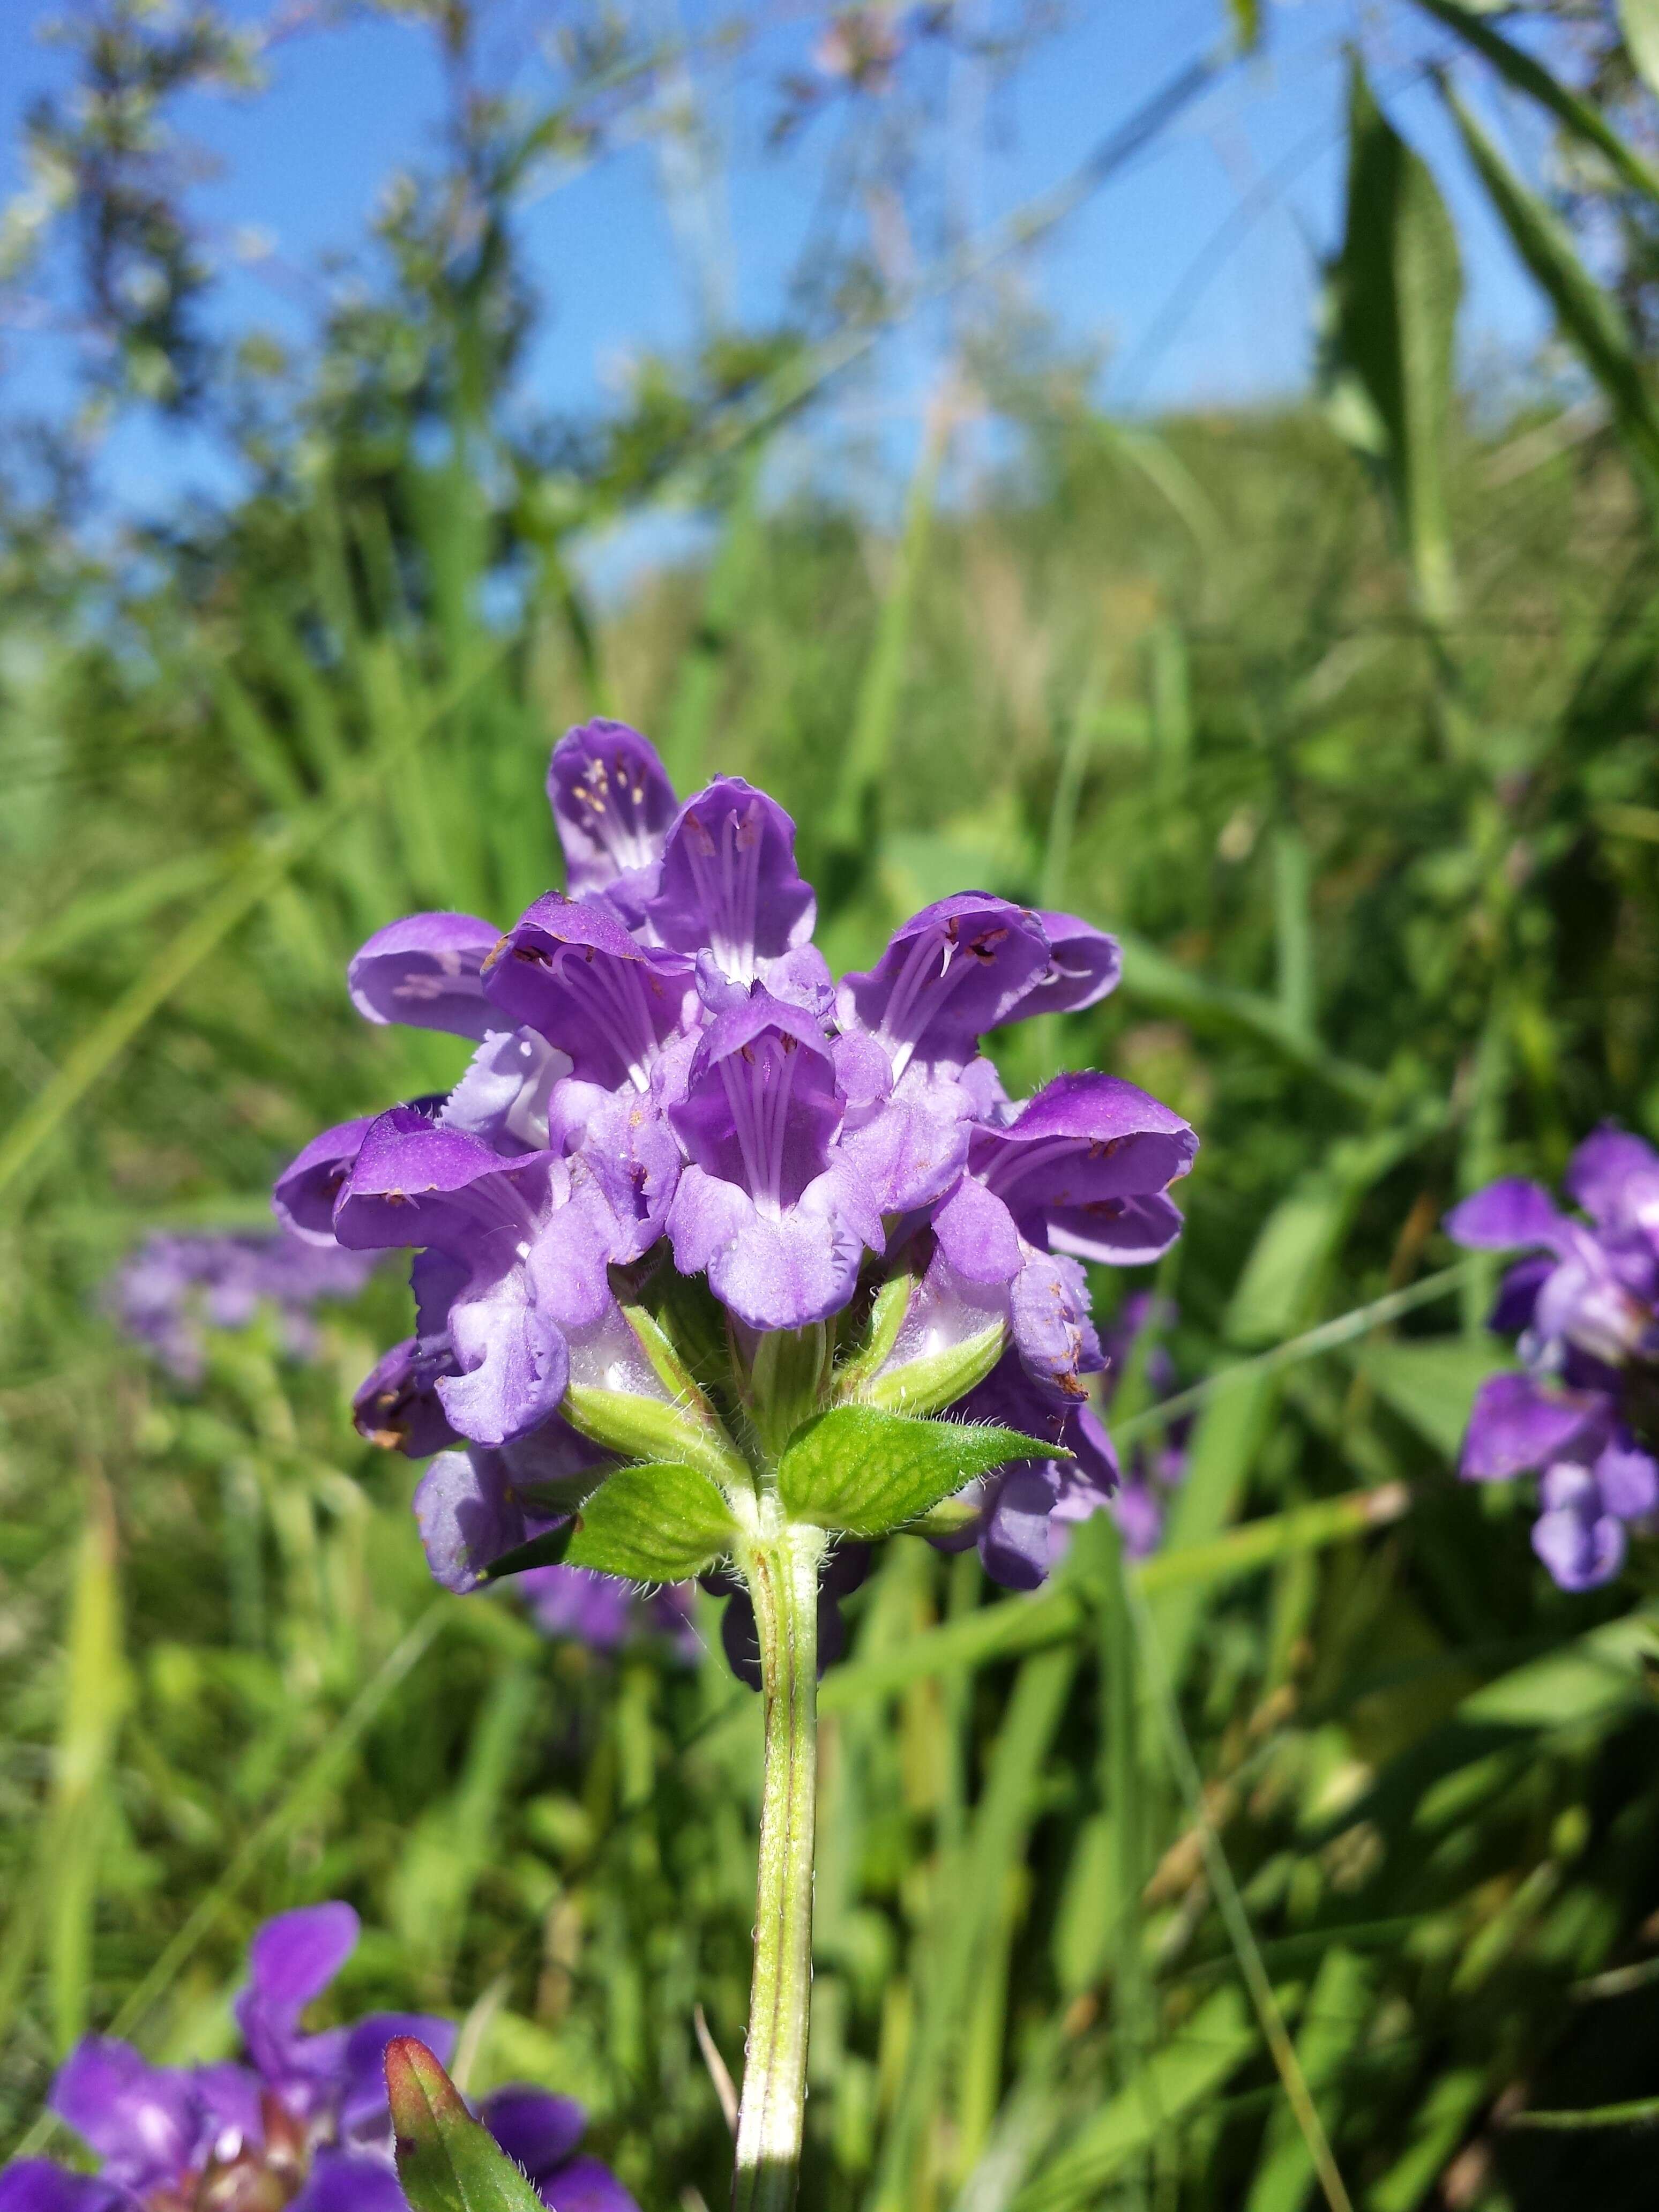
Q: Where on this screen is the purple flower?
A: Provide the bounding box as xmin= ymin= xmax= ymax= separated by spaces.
xmin=548 ymin=718 xmax=678 ymax=926
xmin=1448 ymin=1128 xmax=1659 ymax=1590
xmin=107 ymin=1228 xmax=380 ymax=1384
xmin=943 ymin=1355 xmax=1121 ymax=1589
xmin=279 ymin=719 xmax=1197 ymax=1636
xmin=0 ymin=1909 xmax=634 ymax=2212
xmin=519 ymin=1565 xmax=698 ymax=1656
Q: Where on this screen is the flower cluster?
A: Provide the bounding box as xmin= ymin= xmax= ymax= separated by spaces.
xmin=0 ymin=1904 xmax=632 ymax=2212
xmin=1098 ymin=1294 xmax=1190 ymax=1559
xmin=108 ymin=1229 xmax=380 ymax=1385
xmin=1448 ymin=1127 xmax=1659 ymax=1590
xmin=274 ymin=720 xmax=1197 ymax=1625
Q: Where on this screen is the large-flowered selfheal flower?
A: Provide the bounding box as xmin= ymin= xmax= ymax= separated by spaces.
xmin=840 ymin=895 xmax=1054 ymax=1080
xmin=664 ymin=985 xmax=963 ymax=1330
xmin=1447 ymin=1129 xmax=1659 ymax=1591
xmin=547 ymin=717 xmax=679 ymax=926
xmin=647 ymin=776 xmax=816 ymax=981
xmin=0 ymin=1908 xmax=634 ymax=2212
xmin=1098 ymin=1293 xmax=1190 ymax=1559
xmin=482 ymin=893 xmax=698 ymax=1092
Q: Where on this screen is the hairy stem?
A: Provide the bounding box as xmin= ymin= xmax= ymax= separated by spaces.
xmin=733 ymin=1523 xmax=823 ymax=2212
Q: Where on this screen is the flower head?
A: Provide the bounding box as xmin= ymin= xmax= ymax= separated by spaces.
xmin=0 ymin=1905 xmax=635 ymax=2211
xmin=1448 ymin=1127 xmax=1659 ymax=1590
xmin=276 ymin=720 xmax=1197 ymax=1658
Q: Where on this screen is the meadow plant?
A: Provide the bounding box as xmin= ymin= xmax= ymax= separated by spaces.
xmin=0 ymin=1905 xmax=633 ymax=2212
xmin=273 ymin=718 xmax=1195 ymax=2207
xmin=1448 ymin=1129 xmax=1659 ymax=1588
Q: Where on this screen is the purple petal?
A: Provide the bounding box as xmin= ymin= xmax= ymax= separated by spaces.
xmin=353 ymin=1337 xmax=460 ymax=1458
xmin=519 ymin=1566 xmax=637 ymax=1649
xmin=969 ymin=1073 xmax=1196 ymax=1254
xmin=842 ymin=896 xmax=1053 ymax=1078
xmin=667 ymin=1167 xmax=865 ymax=1331
xmin=548 ymin=720 xmax=678 ymax=913
xmin=288 ymin=2151 xmax=408 ymax=2212
xmin=533 ymin=2154 xmax=641 ymax=2212
xmin=931 ymin=1176 xmax=1023 ymax=1286
xmin=1443 ymin=1179 xmax=1569 ymax=1252
xmin=1010 ymin=1250 xmax=1102 ymax=1397
xmin=1459 ymin=1372 xmax=1608 ymax=1482
xmin=481 ymin=2088 xmax=588 ymax=2179
xmin=440 ymin=1028 xmax=571 ymax=1153
xmin=234 ymin=1903 xmax=359 ymax=2090
xmin=273 ymin=1117 xmax=377 ymax=1244
xmin=668 ymin=989 xmax=842 ymax=1210
xmin=348 ymin=913 xmax=503 ymax=1040
xmin=647 ymin=778 xmax=816 ymax=980
xmin=0 ymin=2165 xmax=129 ymax=2212
xmin=980 ymin=1463 xmax=1062 ymax=1589
xmin=333 ymin=1108 xmax=561 ymax=1257
xmin=413 ymin=1447 xmax=545 ymax=1591
xmin=1017 ymin=912 xmax=1123 ymax=1019
xmin=482 ymin=893 xmax=696 ymax=1090
xmin=550 ymin=1085 xmax=681 ymax=1263
xmin=835 ymin=1073 xmax=968 ymax=1218
xmin=49 ymin=2039 xmax=198 ymax=2193
xmin=339 ymin=2014 xmax=456 ymax=2137
xmin=1110 ymin=1479 xmax=1164 ymax=1559
xmin=188 ymin=2062 xmax=262 ymax=2154
xmin=1594 ymin=1437 xmax=1659 ymax=1521
xmin=438 ymin=1253 xmax=571 ymax=1448
xmin=1051 ymin=1190 xmax=1185 ymax=1267
xmin=1489 ymin=1252 xmax=1553 ymax=1336
xmin=1532 ymin=1493 xmax=1626 ymax=1591
xmin=1563 ymin=1125 xmax=1659 ymax=1228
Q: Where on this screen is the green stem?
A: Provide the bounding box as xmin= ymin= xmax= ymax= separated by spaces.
xmin=733 ymin=1524 xmax=824 ymax=2212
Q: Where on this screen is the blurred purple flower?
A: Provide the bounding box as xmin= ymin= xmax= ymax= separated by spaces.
xmin=1099 ymin=1293 xmax=1190 ymax=1560
xmin=0 ymin=1904 xmax=635 ymax=2212
xmin=1447 ymin=1126 xmax=1659 ymax=1590
xmin=107 ymin=1228 xmax=380 ymax=1384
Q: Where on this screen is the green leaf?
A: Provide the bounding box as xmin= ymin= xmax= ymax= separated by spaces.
xmin=387 ymin=2036 xmax=545 ymax=2212
xmin=853 ymin=1319 xmax=1007 ymax=1419
xmin=1328 ymin=61 xmax=1462 ymax=624
xmin=1623 ymin=0 xmax=1659 ymax=103
xmin=1417 ymin=0 xmax=1659 ymax=204
xmin=1356 ymin=1337 xmax=1509 ymax=1460
xmin=563 ymin=1462 xmax=737 ymax=1581
xmin=1010 ymin=1985 xmax=1256 ymax=2210
xmin=778 ymin=1404 xmax=1051 ymax=1538
xmin=1441 ymin=80 xmax=1659 ymax=506
xmin=562 ymin=1381 xmax=750 ymax=1490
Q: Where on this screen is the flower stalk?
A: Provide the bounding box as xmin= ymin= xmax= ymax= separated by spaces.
xmin=732 ymin=1519 xmax=825 ymax=2212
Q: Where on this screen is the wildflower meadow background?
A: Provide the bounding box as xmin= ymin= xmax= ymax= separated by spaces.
xmin=8 ymin=2 xmax=1659 ymax=2207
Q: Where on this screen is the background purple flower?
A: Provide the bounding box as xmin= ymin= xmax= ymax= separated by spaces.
xmin=1448 ymin=1127 xmax=1659 ymax=1590
xmin=107 ymin=1228 xmax=380 ymax=1384
xmin=0 ymin=1906 xmax=634 ymax=2212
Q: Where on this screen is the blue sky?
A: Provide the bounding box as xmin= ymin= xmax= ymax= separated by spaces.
xmin=1 ymin=0 xmax=1557 ymax=533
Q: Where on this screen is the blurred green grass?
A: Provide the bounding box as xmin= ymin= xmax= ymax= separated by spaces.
xmin=8 ymin=12 xmax=1659 ymax=2204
